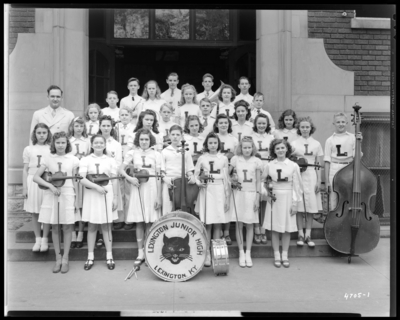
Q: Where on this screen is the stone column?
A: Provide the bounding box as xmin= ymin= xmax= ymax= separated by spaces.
xmin=256 ymin=10 xmax=292 ymax=118
xmin=8 ymin=8 xmax=89 ymax=183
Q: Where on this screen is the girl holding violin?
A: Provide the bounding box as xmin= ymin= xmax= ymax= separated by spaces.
xmin=119 ymin=128 xmax=162 ymax=266
xmin=79 ymin=134 xmax=119 ymax=271
xmin=262 ymin=139 xmax=303 ymax=268
xmin=22 ymin=123 xmax=52 ymax=252
xmin=250 ymin=113 xmax=275 ymax=245
xmin=212 ymin=114 xmax=238 ymax=245
xmin=33 ymin=131 xmax=80 ymax=274
xmin=231 ymin=100 xmax=254 ymax=142
xmin=68 ymin=116 xmax=91 ymax=249
xmin=291 ymin=117 xmax=324 ymax=247
xmin=160 ymin=125 xmax=197 ymax=215
xmin=273 ymin=109 xmax=299 ymax=144
xmin=194 ymin=132 xmax=231 ymax=267
xmin=183 ymin=115 xmax=205 ymax=164
xmin=98 ymin=115 xmax=124 ymax=232
xmin=228 ymin=136 xmax=262 ymax=267
xmin=130 ymin=110 xmax=163 ymax=152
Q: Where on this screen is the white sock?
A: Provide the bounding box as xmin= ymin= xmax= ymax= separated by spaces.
xmin=41 ymin=237 xmax=48 ymax=244
xmin=137 ymin=248 xmax=144 ymax=259
xmin=35 ymin=237 xmax=41 ymax=244
xmin=245 ymin=250 xmax=251 ymax=256
xmin=77 ymin=232 xmax=84 ymax=242
xmin=106 ymin=252 xmax=113 ymax=260
xmin=239 ymin=249 xmax=245 ymax=257
xmin=71 ymin=232 xmax=77 ymax=242
xmin=88 ymin=252 xmax=94 ymax=260
xmin=274 ymin=251 xmax=281 ymax=261
xmin=282 ymin=251 xmax=288 ymax=261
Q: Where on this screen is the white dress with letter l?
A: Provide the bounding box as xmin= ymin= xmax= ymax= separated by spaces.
xmin=80 ymin=154 xmax=119 ymax=223
xmin=124 ymin=148 xmax=162 ymax=223
xmin=38 ymin=153 xmax=80 ymax=224
xmin=229 ymin=156 xmax=263 ymax=224
xmin=262 ymin=159 xmax=303 ymax=233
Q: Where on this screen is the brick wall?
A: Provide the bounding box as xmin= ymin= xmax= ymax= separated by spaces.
xmin=8 ymin=7 xmax=35 ymax=55
xmin=308 ymin=10 xmax=390 ymax=96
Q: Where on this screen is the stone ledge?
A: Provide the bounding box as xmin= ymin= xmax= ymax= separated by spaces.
xmin=351 ymin=18 xmax=390 ymax=29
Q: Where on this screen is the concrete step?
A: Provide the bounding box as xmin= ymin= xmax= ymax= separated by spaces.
xmin=7 ymin=238 xmax=343 ymax=261
xmin=15 ymin=220 xmax=330 ymax=243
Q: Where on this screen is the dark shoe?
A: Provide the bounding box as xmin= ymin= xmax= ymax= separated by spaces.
xmin=70 ymin=241 xmax=77 ymax=249
xmin=124 ymin=223 xmax=134 ymax=230
xmin=224 ymin=235 xmax=232 ymax=245
xmin=274 ymin=260 xmax=281 ymax=268
xmin=134 ymin=257 xmax=145 ymax=267
xmin=282 ymin=260 xmax=290 ymax=268
xmin=106 ymin=259 xmax=115 ymax=270
xmin=253 ymin=233 xmax=261 ymax=245
xmin=75 ymin=240 xmax=84 ymax=249
xmin=113 ymin=222 xmax=124 ymax=230
xmin=305 ymin=236 xmax=315 ymax=248
xmin=53 ymin=259 xmax=62 ymax=273
xmin=261 ymin=234 xmax=268 ymax=245
xmin=297 ymin=236 xmax=305 ymax=246
xmin=84 ymin=259 xmax=94 ymax=271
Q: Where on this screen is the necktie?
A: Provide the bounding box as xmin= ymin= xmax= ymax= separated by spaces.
xmin=205 ymin=91 xmax=209 ymax=98
xmin=171 ymin=89 xmax=174 ymax=97
xmin=203 ymin=116 xmax=208 ymax=127
xmin=257 ymin=109 xmax=260 ymax=114
xmin=132 ymin=96 xmax=135 ymax=101
xmin=51 ymin=109 xmax=56 ymax=118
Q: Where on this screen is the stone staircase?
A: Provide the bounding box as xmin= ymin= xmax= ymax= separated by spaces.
xmin=7 ymin=184 xmax=390 ymax=262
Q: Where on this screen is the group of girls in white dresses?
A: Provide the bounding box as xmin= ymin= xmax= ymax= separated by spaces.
xmin=24 ymin=78 xmax=331 ymax=273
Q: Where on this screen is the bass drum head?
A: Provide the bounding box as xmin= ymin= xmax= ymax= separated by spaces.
xmin=145 ymin=211 xmax=207 ymax=282
xmin=211 ymin=239 xmax=229 ymax=276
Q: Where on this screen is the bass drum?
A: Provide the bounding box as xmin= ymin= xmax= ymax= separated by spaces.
xmin=211 ymin=239 xmax=229 ymax=276
xmin=144 ymin=211 xmax=208 ymax=282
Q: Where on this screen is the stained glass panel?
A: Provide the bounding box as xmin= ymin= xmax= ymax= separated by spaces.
xmin=114 ymin=9 xmax=149 ymax=39
xmin=195 ymin=10 xmax=229 ymax=41
xmin=155 ymin=9 xmax=189 ymax=40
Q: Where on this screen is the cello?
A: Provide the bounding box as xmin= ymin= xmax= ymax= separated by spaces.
xmin=171 ymin=139 xmax=200 ymax=214
xmin=323 ymin=104 xmax=381 ymax=263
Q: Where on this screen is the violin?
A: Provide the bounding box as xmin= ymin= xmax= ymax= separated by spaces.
xmin=171 ymin=139 xmax=200 ymax=214
xmin=289 ymin=155 xmax=322 ymax=173
xmin=230 ymin=169 xmax=242 ymax=190
xmin=163 ymin=129 xmax=171 ymax=149
xmin=323 ymin=104 xmax=381 ymax=263
xmin=38 ymin=171 xmax=82 ymax=190
xmin=125 ymin=165 xmax=162 ymax=184
xmin=198 ymin=168 xmax=215 ymax=184
xmin=85 ymin=173 xmax=125 ymax=189
xmin=264 ymin=175 xmax=277 ymax=202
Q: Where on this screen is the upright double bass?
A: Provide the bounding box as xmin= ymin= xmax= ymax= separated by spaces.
xmin=324 ymin=104 xmax=381 ymax=263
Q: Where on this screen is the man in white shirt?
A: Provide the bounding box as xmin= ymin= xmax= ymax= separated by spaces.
xmin=160 ymin=72 xmax=181 ymax=121
xmin=233 ymin=76 xmax=253 ymax=106
xmin=30 ymin=85 xmax=75 ymax=143
xmin=196 ymin=73 xmax=214 ymax=102
xmin=119 ymin=77 xmax=145 ymax=125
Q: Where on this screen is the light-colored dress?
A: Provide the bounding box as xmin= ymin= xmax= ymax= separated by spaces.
xmin=158 ymin=119 xmax=176 ymax=143
xmin=211 ymin=102 xmax=235 ymax=119
xmin=194 ymin=153 xmax=230 ymax=224
xmin=231 ymin=120 xmax=254 ymax=142
xmin=262 ymin=158 xmax=303 ymax=233
xmin=250 ymin=131 xmax=275 ymax=161
xmin=161 ymin=145 xmax=195 ymax=216
xmin=291 ymin=136 xmax=324 ymax=213
xmin=85 ymin=120 xmax=99 ymax=139
xmin=80 ymin=154 xmax=119 ymax=223
xmin=22 ymin=144 xmax=51 ymax=214
xmin=249 ymin=108 xmax=276 ymax=132
xmin=139 ymin=98 xmax=167 ymax=122
xmin=229 ymin=156 xmax=263 ymax=224
xmin=38 ymin=153 xmax=80 ymax=224
xmin=178 ymin=103 xmax=202 ymax=127
xmin=216 ymin=133 xmax=239 ymax=157
xmin=124 ymin=148 xmax=162 ymax=223
xmin=273 ymin=128 xmax=299 ymax=144
xmin=102 ymin=107 xmax=120 ymax=122
xmin=184 ymin=134 xmax=204 ymax=162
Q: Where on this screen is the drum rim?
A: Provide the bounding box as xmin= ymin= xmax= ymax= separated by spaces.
xmin=211 ymin=239 xmax=229 ymax=275
xmin=145 ymin=212 xmax=208 ymax=282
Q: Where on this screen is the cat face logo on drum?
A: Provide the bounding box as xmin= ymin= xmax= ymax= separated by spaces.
xmin=161 ymin=234 xmax=192 ymax=265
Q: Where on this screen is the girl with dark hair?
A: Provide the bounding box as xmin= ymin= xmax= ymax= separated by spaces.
xmin=273 ymin=109 xmax=299 ymax=143
xmin=231 ymin=100 xmax=253 ymax=142
xmin=183 ymin=115 xmax=205 ymax=163
xmin=22 ymin=123 xmax=52 ymax=252
xmin=119 ymin=128 xmax=162 ymax=267
xmin=194 ymin=132 xmax=231 ymax=267
xmin=132 ymin=110 xmax=163 ymax=152
xmin=262 ymin=138 xmax=303 ymax=269
xmin=33 ymin=131 xmax=80 ymax=274
xmin=211 ymin=84 xmax=236 ymax=119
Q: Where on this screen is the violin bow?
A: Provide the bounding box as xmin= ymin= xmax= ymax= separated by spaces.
xmin=266 ymin=176 xmax=276 ymax=257
xmin=56 ymin=187 xmax=62 ymax=257
xmin=104 ymin=192 xmax=111 ymax=242
xmin=231 ymin=176 xmax=243 ymax=245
